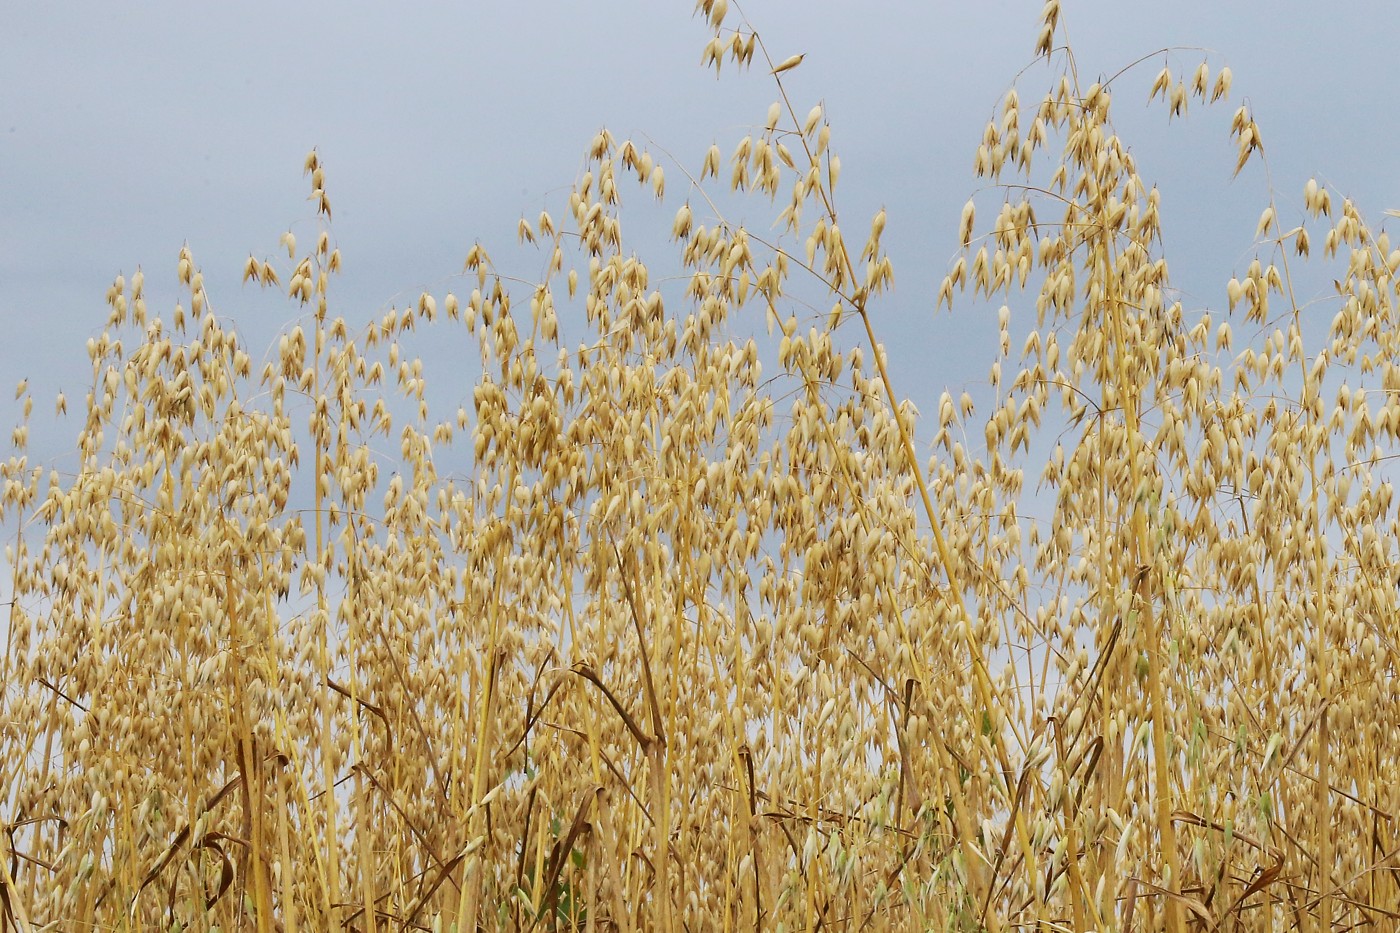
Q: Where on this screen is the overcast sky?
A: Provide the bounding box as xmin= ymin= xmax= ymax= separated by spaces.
xmin=3 ymin=1 xmax=1398 ymax=472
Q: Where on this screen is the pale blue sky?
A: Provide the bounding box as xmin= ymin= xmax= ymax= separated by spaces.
xmin=2 ymin=1 xmax=1398 ymax=468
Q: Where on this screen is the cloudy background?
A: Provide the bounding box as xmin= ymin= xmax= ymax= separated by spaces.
xmin=3 ymin=0 xmax=1399 ymax=486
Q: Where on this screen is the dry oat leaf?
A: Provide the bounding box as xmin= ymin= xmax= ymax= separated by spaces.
xmin=1128 ymin=877 xmax=1214 ymax=925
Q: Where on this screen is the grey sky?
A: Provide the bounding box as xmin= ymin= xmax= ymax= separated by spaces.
xmin=3 ymin=1 xmax=1398 ymax=467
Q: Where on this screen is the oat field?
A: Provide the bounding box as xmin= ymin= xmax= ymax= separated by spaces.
xmin=3 ymin=2 xmax=1399 ymax=931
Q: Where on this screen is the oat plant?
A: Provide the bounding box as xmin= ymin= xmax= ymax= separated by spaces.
xmin=3 ymin=2 xmax=1399 ymax=931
